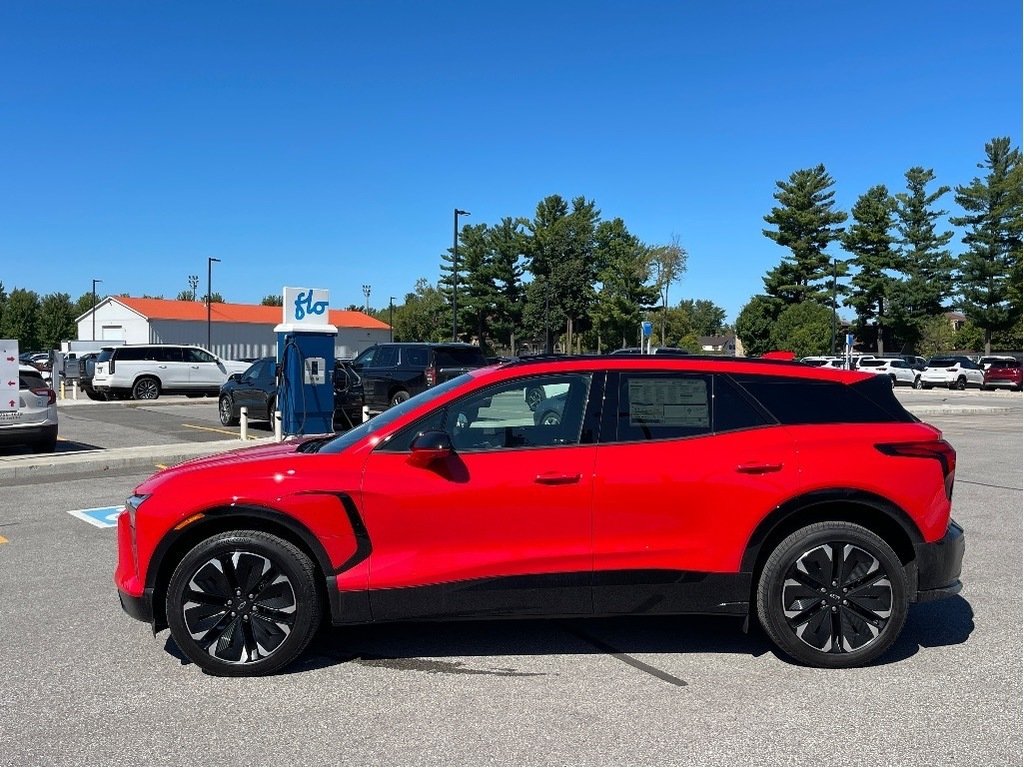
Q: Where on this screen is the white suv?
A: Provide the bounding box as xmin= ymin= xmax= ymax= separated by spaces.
xmin=856 ymin=357 xmax=921 ymax=388
xmin=0 ymin=365 xmax=58 ymax=453
xmin=920 ymin=356 xmax=986 ymax=390
xmin=92 ymin=345 xmax=250 ymax=401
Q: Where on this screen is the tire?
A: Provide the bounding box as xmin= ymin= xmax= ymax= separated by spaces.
xmin=954 ymin=377 xmax=966 ymax=391
xmin=913 ymin=376 xmax=922 ymax=390
xmin=888 ymin=375 xmax=897 ymax=388
xmin=31 ymin=436 xmax=57 ymax=453
xmin=922 ymin=383 xmax=932 ymax=390
xmin=266 ymin=396 xmax=277 ymax=424
xmin=218 ymin=394 xmax=239 ymax=427
xmin=756 ymin=521 xmax=908 ymax=669
xmin=539 ymin=410 xmax=561 ymax=426
xmin=166 ymin=530 xmax=322 ymax=677
xmin=525 ymin=385 xmax=545 ymax=412
xmin=84 ymin=386 xmax=106 ymax=401
xmin=390 ymin=389 xmax=410 ymax=407
xmin=981 ymin=385 xmax=991 ymax=392
xmin=132 ymin=376 xmax=161 ymax=400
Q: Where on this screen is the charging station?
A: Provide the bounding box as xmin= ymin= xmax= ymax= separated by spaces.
xmin=274 ymin=287 xmax=338 ymax=436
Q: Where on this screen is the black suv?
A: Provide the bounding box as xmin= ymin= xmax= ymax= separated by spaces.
xmin=350 ymin=342 xmax=488 ymax=412
xmin=218 ymin=357 xmax=364 ymax=430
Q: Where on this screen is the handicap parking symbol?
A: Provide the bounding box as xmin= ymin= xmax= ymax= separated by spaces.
xmin=67 ymin=505 xmax=125 ymax=529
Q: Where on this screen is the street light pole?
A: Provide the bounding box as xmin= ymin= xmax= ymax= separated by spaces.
xmin=452 ymin=208 xmax=470 ymax=341
xmin=207 ymin=257 xmax=220 ymax=351
xmin=362 ymin=284 xmax=371 ymax=313
xmin=389 ymin=296 xmax=395 ymax=342
xmin=91 ymin=279 xmax=102 ymax=341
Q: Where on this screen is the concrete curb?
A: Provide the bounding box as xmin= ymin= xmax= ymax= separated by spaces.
xmin=0 ymin=437 xmax=277 ymax=484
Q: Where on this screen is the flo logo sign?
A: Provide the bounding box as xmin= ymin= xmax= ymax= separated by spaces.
xmin=282 ymin=287 xmax=331 ymax=326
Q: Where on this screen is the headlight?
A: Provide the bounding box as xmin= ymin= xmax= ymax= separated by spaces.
xmin=125 ymin=493 xmax=150 ymax=526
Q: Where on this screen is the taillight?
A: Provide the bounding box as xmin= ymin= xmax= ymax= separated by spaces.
xmin=876 ymin=439 xmax=957 ymax=499
xmin=30 ymin=387 xmax=56 ymax=405
xmin=425 ymin=365 xmax=436 ymax=387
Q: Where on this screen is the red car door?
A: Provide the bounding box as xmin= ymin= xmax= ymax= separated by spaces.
xmin=359 ymin=373 xmax=599 ymax=620
xmin=591 ymin=371 xmax=798 ymax=614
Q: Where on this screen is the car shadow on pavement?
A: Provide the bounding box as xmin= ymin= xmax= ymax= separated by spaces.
xmin=162 ymin=596 xmax=974 ymax=676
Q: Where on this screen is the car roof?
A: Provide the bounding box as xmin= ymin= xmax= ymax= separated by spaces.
xmin=483 ymin=354 xmax=869 ymax=384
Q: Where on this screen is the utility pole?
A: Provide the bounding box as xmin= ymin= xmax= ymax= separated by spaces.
xmin=830 ymin=258 xmax=838 ymax=355
xmin=452 ymin=208 xmax=470 ymax=341
xmin=389 ymin=296 xmax=395 ymax=342
xmin=207 ymin=257 xmax=220 ymax=351
xmin=91 ymin=279 xmax=102 ymax=341
xmin=362 ymin=284 xmax=371 ymax=313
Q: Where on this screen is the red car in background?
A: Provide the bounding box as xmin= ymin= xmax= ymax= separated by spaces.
xmin=116 ymin=356 xmax=964 ymax=676
xmin=982 ymin=358 xmax=1023 ymax=391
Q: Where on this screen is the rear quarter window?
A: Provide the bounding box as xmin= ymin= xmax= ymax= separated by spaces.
xmin=733 ymin=375 xmax=916 ymax=425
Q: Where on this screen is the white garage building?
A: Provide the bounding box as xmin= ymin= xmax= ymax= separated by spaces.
xmin=76 ymin=296 xmax=392 ymax=360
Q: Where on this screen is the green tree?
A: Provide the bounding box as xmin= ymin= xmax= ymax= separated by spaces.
xmin=487 ymin=217 xmax=528 ymax=353
xmin=260 ymin=294 xmax=284 ymax=306
xmin=0 ymin=288 xmax=41 ymax=350
xmin=890 ymin=167 xmax=955 ymax=351
xmin=393 ymin=279 xmax=448 ymax=342
xmin=590 ymin=219 xmax=658 ymax=350
xmin=649 ymin=235 xmax=688 ymax=345
xmin=455 ymin=222 xmax=496 ymax=348
xmin=73 ymin=291 xmax=100 ymax=319
xmin=735 ymin=295 xmax=783 ymax=357
xmin=37 ymin=292 xmax=77 ymax=350
xmin=950 ymin=137 xmax=1023 ymax=354
xmin=0 ymin=282 xmax=6 ymax=325
xmin=917 ymin=315 xmax=955 ymax=357
xmin=841 ymin=185 xmax=898 ymax=353
xmin=762 ymin=164 xmax=848 ymax=305
xmin=679 ymin=299 xmax=727 ymax=337
xmin=772 ymin=301 xmax=833 ymax=357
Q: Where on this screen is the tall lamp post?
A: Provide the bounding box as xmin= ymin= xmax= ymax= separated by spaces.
xmin=207 ymin=257 xmax=220 ymax=351
xmin=452 ymin=208 xmax=470 ymax=341
xmin=91 ymin=279 xmax=102 ymax=341
xmin=362 ymin=284 xmax=371 ymax=313
xmin=389 ymin=296 xmax=395 ymax=342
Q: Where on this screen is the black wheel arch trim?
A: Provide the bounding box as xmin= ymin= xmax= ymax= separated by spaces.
xmin=740 ymin=488 xmax=925 ymax=574
xmin=144 ymin=492 xmax=371 ymax=630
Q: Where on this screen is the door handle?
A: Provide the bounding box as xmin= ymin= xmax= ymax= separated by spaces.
xmin=736 ymin=462 xmax=783 ymax=474
xmin=534 ymin=473 xmax=582 ymax=485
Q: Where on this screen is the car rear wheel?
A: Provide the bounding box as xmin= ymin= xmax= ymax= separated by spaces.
xmin=888 ymin=375 xmax=897 ymax=388
xmin=219 ymin=394 xmax=239 ymax=426
xmin=132 ymin=376 xmax=161 ymax=400
xmin=166 ymin=530 xmax=321 ymax=677
xmin=390 ymin=389 xmax=410 ymax=407
xmin=954 ymin=377 xmax=967 ymax=391
xmin=913 ymin=376 xmax=922 ymax=389
xmin=539 ymin=410 xmax=561 ymax=426
xmin=756 ymin=521 xmax=908 ymax=668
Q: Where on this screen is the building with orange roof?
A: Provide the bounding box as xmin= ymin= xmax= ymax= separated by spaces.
xmin=75 ymin=296 xmax=391 ymax=360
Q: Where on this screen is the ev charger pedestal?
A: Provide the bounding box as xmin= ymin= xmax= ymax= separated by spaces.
xmin=274 ymin=323 xmax=337 ymax=436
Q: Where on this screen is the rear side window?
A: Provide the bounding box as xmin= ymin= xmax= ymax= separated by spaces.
xmin=403 ymin=347 xmax=428 ymax=367
xmin=115 ymin=347 xmax=147 ymax=361
xmin=156 ymin=347 xmax=184 ymax=362
xmin=434 ymin=347 xmax=486 ymax=367
xmin=734 ymin=375 xmax=915 ymax=425
xmin=19 ymin=371 xmax=46 ymax=389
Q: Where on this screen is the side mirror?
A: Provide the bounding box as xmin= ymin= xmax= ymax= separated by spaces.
xmin=407 ymin=430 xmax=453 ymax=467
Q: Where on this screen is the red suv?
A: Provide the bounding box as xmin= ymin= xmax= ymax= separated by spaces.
xmin=116 ymin=356 xmax=964 ymax=675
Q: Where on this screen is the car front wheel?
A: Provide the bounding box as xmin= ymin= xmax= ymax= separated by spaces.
xmin=756 ymin=521 xmax=908 ymax=668
xmin=390 ymin=389 xmax=410 ymax=407
xmin=219 ymin=394 xmax=239 ymax=426
xmin=166 ymin=530 xmax=321 ymax=676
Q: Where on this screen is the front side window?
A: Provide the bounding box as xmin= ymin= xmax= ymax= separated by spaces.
xmin=381 ymin=374 xmax=593 ymax=453
xmin=373 ymin=346 xmax=399 ymax=368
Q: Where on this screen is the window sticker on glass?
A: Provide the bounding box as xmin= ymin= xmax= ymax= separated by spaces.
xmin=628 ymin=378 xmax=709 ymax=427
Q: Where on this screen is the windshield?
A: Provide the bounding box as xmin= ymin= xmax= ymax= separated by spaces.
xmin=316 ymin=373 xmax=472 ymax=454
xmin=928 ymin=358 xmax=955 ymax=367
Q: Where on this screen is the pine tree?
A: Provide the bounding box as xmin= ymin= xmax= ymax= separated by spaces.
xmin=890 ymin=167 xmax=955 ymax=351
xmin=762 ymin=165 xmax=847 ymax=305
xmin=950 ymin=137 xmax=1023 ymax=354
xmin=841 ymin=185 xmax=897 ymax=353
xmin=590 ymin=219 xmax=658 ymax=350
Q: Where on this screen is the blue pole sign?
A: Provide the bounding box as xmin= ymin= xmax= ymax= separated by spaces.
xmin=641 ymin=321 xmax=653 ymax=338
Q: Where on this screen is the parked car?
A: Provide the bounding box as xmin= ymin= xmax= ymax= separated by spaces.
xmin=217 ymin=357 xmax=364 ymax=429
xmin=117 ymin=355 xmax=964 ymax=676
xmin=0 ymin=365 xmax=58 ymax=453
xmin=977 ymin=355 xmax=1018 ymax=370
xmin=919 ymin=356 xmax=986 ymax=390
xmin=608 ymin=347 xmax=690 ymax=356
xmin=350 ymin=342 xmax=488 ymax=412
xmin=855 ymin=358 xmax=921 ymax=388
xmin=800 ymin=356 xmax=846 ymax=369
xmin=982 ymin=359 xmax=1023 ymax=391
xmin=92 ymin=344 xmax=251 ymax=400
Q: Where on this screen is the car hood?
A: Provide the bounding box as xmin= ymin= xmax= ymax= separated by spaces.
xmin=136 ymin=439 xmax=307 ymax=491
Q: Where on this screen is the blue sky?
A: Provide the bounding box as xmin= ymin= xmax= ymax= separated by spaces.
xmin=1 ymin=1 xmax=1020 ymax=323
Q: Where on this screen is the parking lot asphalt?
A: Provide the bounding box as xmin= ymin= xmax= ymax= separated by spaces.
xmin=0 ymin=407 xmax=1019 ymax=765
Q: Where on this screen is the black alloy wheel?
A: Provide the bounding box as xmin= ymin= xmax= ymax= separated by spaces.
xmin=913 ymin=376 xmax=922 ymax=389
xmin=539 ymin=410 xmax=561 ymax=426
xmin=166 ymin=531 xmax=321 ymax=676
xmin=525 ymin=386 xmax=545 ymax=412
xmin=219 ymin=394 xmax=239 ymax=426
xmin=955 ymin=377 xmax=967 ymax=390
xmin=390 ymin=390 xmax=410 ymax=407
xmin=132 ymin=376 xmax=161 ymax=400
xmin=757 ymin=521 xmax=907 ymax=668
